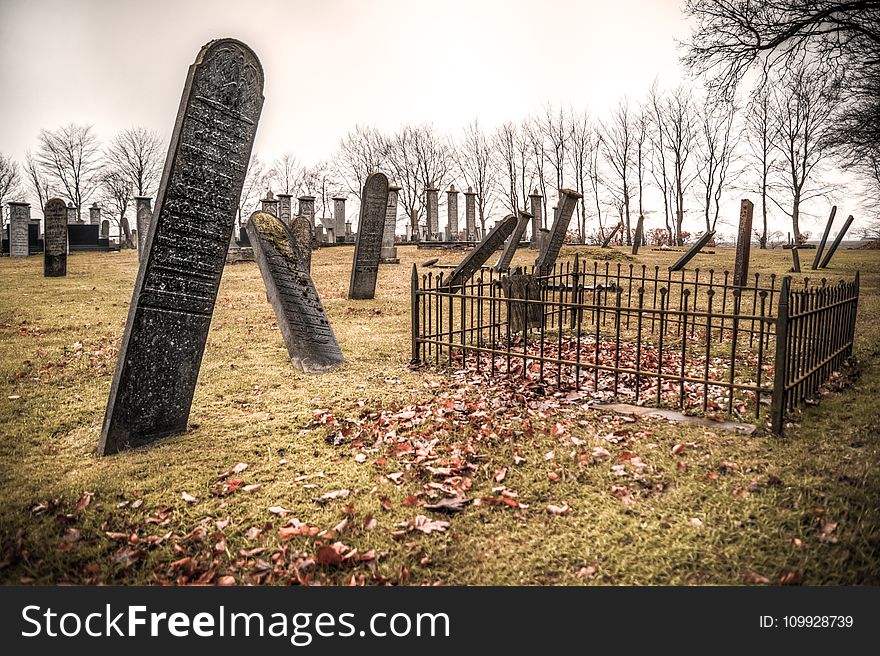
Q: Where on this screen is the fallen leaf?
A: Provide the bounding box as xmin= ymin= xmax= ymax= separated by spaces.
xmin=424 ymin=497 xmax=470 ymax=513
xmin=411 ymin=515 xmax=450 ymax=534
xmin=547 ymin=502 xmax=570 ymax=516
xmin=181 ymin=492 xmax=197 ymax=504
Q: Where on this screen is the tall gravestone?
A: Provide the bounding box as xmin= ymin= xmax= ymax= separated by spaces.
xmin=426 ymin=186 xmax=439 ymax=240
xmin=333 ymin=196 xmax=346 ymax=241
xmin=446 ymin=185 xmax=459 ymax=240
xmin=380 ymin=183 xmax=400 ymax=263
xmin=100 ymin=219 xmax=110 ymax=239
xmin=534 ymin=189 xmax=581 ymax=272
xmin=733 ymin=199 xmax=754 ymax=287
xmin=601 ymin=223 xmax=621 ymax=248
xmin=134 ymin=196 xmax=152 ymax=258
xmin=349 ymin=172 xmax=389 ymax=300
xmin=246 ymin=211 xmax=344 ymax=373
xmin=8 ymin=202 xmax=30 ymax=257
xmin=290 ymin=215 xmax=313 ymax=274
xmin=261 ymin=190 xmax=279 ymax=216
xmin=819 ymin=214 xmax=855 ymax=269
xmin=277 ymin=193 xmax=293 ymax=226
xmin=89 ymin=203 xmax=101 ymax=225
xmin=99 ymin=38 xmax=264 ymax=455
xmin=494 ymin=210 xmax=532 ymax=272
xmin=529 ymin=188 xmax=542 ymax=249
xmin=66 ymin=202 xmax=77 ymax=224
xmin=812 ymin=206 xmax=836 ymax=270
xmin=464 ymin=186 xmax=476 ymax=241
xmin=43 ymin=198 xmax=68 ymax=277
xmin=442 ymin=213 xmax=518 ymax=291
xmin=298 ymin=195 xmax=316 ymax=227
xmin=631 ymin=214 xmax=645 ymax=255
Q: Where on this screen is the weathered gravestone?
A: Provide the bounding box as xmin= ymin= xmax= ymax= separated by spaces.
xmin=349 ymin=172 xmax=390 ymax=300
xmin=529 ymin=189 xmax=543 ymax=249
xmin=601 ymin=223 xmax=622 ymax=248
xmin=733 ymin=199 xmax=754 ymax=287
xmin=380 ymin=184 xmax=400 ymax=263
xmin=43 ymin=198 xmax=68 ymax=277
xmin=494 ymin=210 xmax=532 ymax=272
xmin=246 ymin=211 xmax=345 ymax=373
xmin=289 ymin=215 xmax=313 ymax=274
xmin=8 ymin=202 xmax=31 ymax=258
xmin=99 ymin=38 xmax=264 ymax=455
xmin=134 ymin=196 xmax=152 ymax=259
xmin=631 ymin=215 xmax=645 ymax=255
xmin=501 ymin=270 xmax=542 ymax=332
xmin=669 ymin=231 xmax=715 ymax=272
xmin=819 ymin=214 xmax=855 ymax=269
xmin=100 ymin=219 xmax=110 ymax=240
xmin=534 ymin=189 xmax=581 ymax=272
xmin=812 ymin=206 xmax=836 ymax=270
xmin=442 ymin=213 xmax=518 ymax=292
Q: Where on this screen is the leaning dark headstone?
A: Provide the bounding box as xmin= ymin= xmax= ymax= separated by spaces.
xmin=247 ymin=211 xmax=345 ymax=373
xmin=601 ymin=222 xmax=622 ymax=248
xmin=43 ymin=198 xmax=68 ymax=277
xmin=422 ymin=257 xmax=439 ymax=267
xmin=733 ymin=199 xmax=754 ymax=287
xmin=534 ymin=189 xmax=582 ymax=272
xmin=349 ymin=172 xmax=389 ymax=300
xmin=501 ymin=271 xmax=542 ymax=333
xmin=811 ymin=206 xmax=837 ymax=270
xmin=134 ymin=196 xmax=152 ymax=260
xmin=669 ymin=231 xmax=715 ymax=272
xmin=494 ymin=210 xmax=532 ymax=272
xmin=789 ymin=246 xmax=802 ymax=273
xmin=442 ymin=213 xmax=518 ymax=291
xmin=819 ymin=214 xmax=855 ymax=269
xmin=631 ymin=215 xmax=645 ymax=256
xmin=289 ymin=215 xmax=313 ymax=274
xmin=99 ymin=39 xmax=264 ymax=456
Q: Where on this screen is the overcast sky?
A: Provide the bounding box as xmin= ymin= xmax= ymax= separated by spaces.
xmin=0 ymin=0 xmax=865 ymax=238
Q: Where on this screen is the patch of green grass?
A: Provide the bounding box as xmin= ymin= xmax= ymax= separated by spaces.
xmin=0 ymin=244 xmax=878 ymax=585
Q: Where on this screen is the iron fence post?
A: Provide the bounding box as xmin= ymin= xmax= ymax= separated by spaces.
xmin=770 ymin=276 xmax=791 ymax=435
xmin=411 ymin=263 xmax=420 ymax=363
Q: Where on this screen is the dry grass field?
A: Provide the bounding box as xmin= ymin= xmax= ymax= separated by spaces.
xmin=0 ymin=243 xmax=878 ymax=585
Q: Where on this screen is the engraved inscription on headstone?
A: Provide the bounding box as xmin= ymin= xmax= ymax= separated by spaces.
xmin=349 ymin=172 xmax=389 ymax=299
xmin=43 ymin=198 xmax=68 ymax=277
xmin=380 ymin=183 xmax=400 ymax=263
xmin=534 ymin=189 xmax=581 ymax=272
xmin=99 ymin=39 xmax=264 ymax=455
xmin=631 ymin=214 xmax=645 ymax=255
xmin=8 ymin=202 xmax=31 ymax=258
xmin=669 ymin=231 xmax=715 ymax=272
xmin=442 ymin=213 xmax=518 ymax=292
xmin=289 ymin=215 xmax=313 ymax=274
xmin=246 ymin=211 xmax=345 ymax=373
xmin=733 ymin=199 xmax=754 ymax=287
xmin=494 ymin=210 xmax=532 ymax=272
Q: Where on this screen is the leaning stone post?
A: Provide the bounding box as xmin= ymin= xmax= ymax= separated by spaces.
xmin=446 ymin=184 xmax=459 ymax=240
xmin=381 ymin=184 xmax=400 ymax=263
xmin=333 ymin=196 xmax=346 ymax=243
xmin=464 ymin=186 xmax=476 ymax=241
xmin=426 ymin=186 xmax=439 ymax=240
xmin=134 ymin=196 xmax=153 ymax=259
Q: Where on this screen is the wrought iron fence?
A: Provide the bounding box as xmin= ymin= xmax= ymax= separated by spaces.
xmin=410 ymin=256 xmax=860 ymax=434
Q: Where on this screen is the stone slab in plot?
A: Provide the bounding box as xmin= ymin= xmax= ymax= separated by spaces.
xmin=43 ymin=198 xmax=68 ymax=277
xmin=595 ymin=403 xmax=757 ymax=435
xmin=442 ymin=213 xmax=518 ymax=292
xmin=631 ymin=215 xmax=644 ymax=256
xmin=501 ymin=272 xmax=542 ymax=332
xmin=494 ymin=210 xmax=532 ymax=272
xmin=819 ymin=213 xmax=855 ymax=269
xmin=134 ymin=196 xmax=152 ymax=259
xmin=99 ymin=39 xmax=264 ymax=455
xmin=812 ymin=206 xmax=836 ymax=270
xmin=732 ymin=199 xmax=754 ymax=287
xmin=289 ymin=215 xmax=313 ymax=274
xmin=349 ymin=172 xmax=389 ymax=300
xmin=247 ymin=211 xmax=345 ymax=373
xmin=534 ymin=189 xmax=581 ymax=272
xmin=669 ymin=231 xmax=715 ymax=272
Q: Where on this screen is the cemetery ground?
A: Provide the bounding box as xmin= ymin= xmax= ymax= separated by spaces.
xmin=0 ymin=244 xmax=878 ymax=586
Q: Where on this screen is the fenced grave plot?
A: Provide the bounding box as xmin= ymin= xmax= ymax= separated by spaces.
xmin=411 ymin=257 xmax=860 ymax=433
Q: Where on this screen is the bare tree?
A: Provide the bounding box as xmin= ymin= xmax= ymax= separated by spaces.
xmin=525 ymin=117 xmax=549 ymax=221
xmin=587 ymin=130 xmax=606 ymax=242
xmin=600 ymin=99 xmax=634 ymax=244
xmin=268 ymin=151 xmax=304 ymax=196
xmin=695 ymin=97 xmax=741 ymax=233
xmin=335 ymin=125 xmax=387 ymax=198
xmin=238 ymin=154 xmax=270 ymax=225
xmin=492 ymin=121 xmax=531 ymax=216
xmin=648 ymin=83 xmax=675 ymax=244
xmin=654 ymin=88 xmax=698 ymax=245
xmin=567 ymin=109 xmax=596 ymax=242
xmin=36 ymin=123 xmax=103 ymax=220
xmin=538 ymin=104 xmax=570 ymax=195
xmin=23 ymin=151 xmax=53 ymax=213
xmin=633 ymin=102 xmax=650 ymax=235
xmin=105 ymin=127 xmax=163 ymax=197
xmin=0 ymin=153 xmax=21 ymax=224
xmin=301 ymin=160 xmax=341 ymax=221
xmin=451 ymin=119 xmax=497 ymax=237
xmin=745 ymin=87 xmax=776 ymax=248
xmin=100 ymin=169 xmax=134 ymax=248
xmin=769 ymin=63 xmax=839 ymax=240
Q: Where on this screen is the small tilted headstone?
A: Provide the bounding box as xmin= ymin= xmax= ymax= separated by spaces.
xmin=349 ymin=172 xmax=389 ymax=300
xmin=43 ymin=198 xmax=68 ymax=277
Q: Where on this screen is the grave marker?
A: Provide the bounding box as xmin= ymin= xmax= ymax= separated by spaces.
xmin=380 ymin=184 xmax=400 ymax=263
xmin=501 ymin=271 xmax=542 ymax=332
xmin=464 ymin=186 xmax=476 ymax=240
xmin=442 ymin=213 xmax=518 ymax=291
xmin=631 ymin=214 xmax=645 ymax=255
xmin=601 ymin=223 xmax=622 ymax=248
xmin=8 ymin=202 xmax=30 ymax=258
xmin=290 ymin=215 xmax=313 ymax=274
xmin=669 ymin=231 xmax=715 ymax=272
xmin=733 ymin=199 xmax=754 ymax=287
xmin=812 ymin=206 xmax=836 ymax=270
xmin=134 ymin=196 xmax=152 ymax=258
xmin=494 ymin=209 xmax=532 ymax=272
xmin=529 ymin=188 xmax=542 ymax=249
xmin=99 ymin=38 xmax=264 ymax=455
xmin=43 ymin=198 xmax=68 ymax=277
xmin=247 ymin=211 xmax=344 ymax=373
xmin=819 ymin=214 xmax=855 ymax=269
xmin=534 ymin=189 xmax=581 ymax=272
xmin=349 ymin=172 xmax=389 ymax=299
xmin=426 ymin=186 xmax=439 ymax=240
